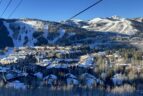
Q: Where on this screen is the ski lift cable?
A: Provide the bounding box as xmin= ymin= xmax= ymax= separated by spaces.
xmin=68 ymin=0 xmax=104 ymax=20
xmin=8 ymin=0 xmax=23 ymax=18
xmin=1 ymin=0 xmax=13 ymax=17
xmin=0 ymin=0 xmax=3 ymax=5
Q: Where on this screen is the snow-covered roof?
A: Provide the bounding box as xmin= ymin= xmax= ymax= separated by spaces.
xmin=43 ymin=74 xmax=57 ymax=85
xmin=81 ymin=73 xmax=96 ymax=79
xmin=67 ymin=78 xmax=79 ymax=85
xmin=34 ymin=72 xmax=43 ymax=79
xmin=0 ymin=67 xmax=10 ymax=72
xmin=47 ymin=63 xmax=68 ymax=69
xmin=66 ymin=73 xmax=77 ymax=79
xmin=44 ymin=74 xmax=57 ymax=80
xmin=6 ymin=73 xmax=15 ymax=80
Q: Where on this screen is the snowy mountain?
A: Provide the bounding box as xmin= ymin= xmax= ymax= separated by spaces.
xmin=0 ymin=17 xmax=143 ymax=92
xmin=0 ymin=17 xmax=142 ymax=49
xmin=0 ymin=18 xmax=89 ymax=48
xmin=64 ymin=16 xmax=143 ymax=35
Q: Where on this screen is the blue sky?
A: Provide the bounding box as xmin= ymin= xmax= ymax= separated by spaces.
xmin=0 ymin=0 xmax=143 ymax=21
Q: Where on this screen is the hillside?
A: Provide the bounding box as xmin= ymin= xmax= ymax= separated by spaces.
xmin=0 ymin=18 xmax=88 ymax=48
xmin=0 ymin=17 xmax=142 ymax=49
xmin=0 ymin=17 xmax=143 ymax=95
xmin=64 ymin=16 xmax=143 ymax=35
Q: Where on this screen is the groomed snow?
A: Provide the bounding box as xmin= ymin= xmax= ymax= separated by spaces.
xmin=48 ymin=29 xmax=65 ymax=44
xmin=88 ymin=17 xmax=138 ymax=35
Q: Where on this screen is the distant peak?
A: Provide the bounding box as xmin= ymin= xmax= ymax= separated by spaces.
xmin=71 ymin=19 xmax=83 ymax=22
xmin=111 ymin=15 xmax=121 ymax=19
xmin=89 ymin=17 xmax=102 ymax=23
xmin=109 ymin=15 xmax=125 ymax=20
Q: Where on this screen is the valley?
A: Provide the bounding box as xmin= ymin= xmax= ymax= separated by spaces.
xmin=0 ymin=17 xmax=143 ymax=95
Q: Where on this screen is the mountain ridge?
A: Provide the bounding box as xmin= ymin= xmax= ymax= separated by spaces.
xmin=0 ymin=17 xmax=142 ymax=49
xmin=64 ymin=16 xmax=143 ymax=35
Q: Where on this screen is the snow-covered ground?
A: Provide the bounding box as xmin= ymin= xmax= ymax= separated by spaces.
xmin=0 ymin=48 xmax=14 ymax=59
xmin=3 ymin=21 xmax=37 ymax=47
xmin=48 ymin=29 xmax=65 ymax=44
xmin=112 ymin=73 xmax=127 ymax=85
xmin=47 ymin=63 xmax=68 ymax=69
xmin=79 ymin=55 xmax=94 ymax=68
xmin=6 ymin=80 xmax=26 ymax=90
